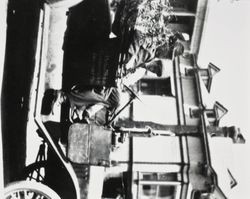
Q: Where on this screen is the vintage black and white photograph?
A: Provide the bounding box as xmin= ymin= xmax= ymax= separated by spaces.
xmin=0 ymin=0 xmax=250 ymax=198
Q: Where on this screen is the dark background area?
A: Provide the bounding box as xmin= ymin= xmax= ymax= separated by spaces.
xmin=2 ymin=0 xmax=41 ymax=184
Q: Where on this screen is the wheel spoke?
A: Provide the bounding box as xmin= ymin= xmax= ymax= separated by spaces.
xmin=23 ymin=162 xmax=46 ymax=183
xmin=5 ymin=181 xmax=61 ymax=199
xmin=34 ymin=168 xmax=45 ymax=181
xmin=17 ymin=191 xmax=21 ymax=199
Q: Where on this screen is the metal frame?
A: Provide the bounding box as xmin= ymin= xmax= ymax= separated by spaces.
xmin=32 ymin=4 xmax=80 ymax=199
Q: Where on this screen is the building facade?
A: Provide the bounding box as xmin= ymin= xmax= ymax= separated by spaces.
xmin=110 ymin=53 xmax=245 ymax=199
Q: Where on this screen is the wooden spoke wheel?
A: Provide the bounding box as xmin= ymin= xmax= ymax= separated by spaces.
xmin=4 ymin=181 xmax=61 ymax=199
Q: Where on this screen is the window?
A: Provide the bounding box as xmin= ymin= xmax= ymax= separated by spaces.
xmin=137 ymin=172 xmax=181 ymax=199
xmin=140 ymin=185 xmax=178 ymax=199
xmin=138 ymin=77 xmax=173 ymax=96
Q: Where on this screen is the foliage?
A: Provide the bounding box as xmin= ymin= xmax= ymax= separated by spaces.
xmin=134 ymin=0 xmax=174 ymax=48
xmin=112 ymin=0 xmax=174 ymax=49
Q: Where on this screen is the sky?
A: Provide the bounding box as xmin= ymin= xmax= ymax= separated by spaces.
xmin=198 ymin=0 xmax=250 ymax=198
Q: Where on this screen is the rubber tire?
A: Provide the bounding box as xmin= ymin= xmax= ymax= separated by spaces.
xmin=4 ymin=180 xmax=61 ymax=199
